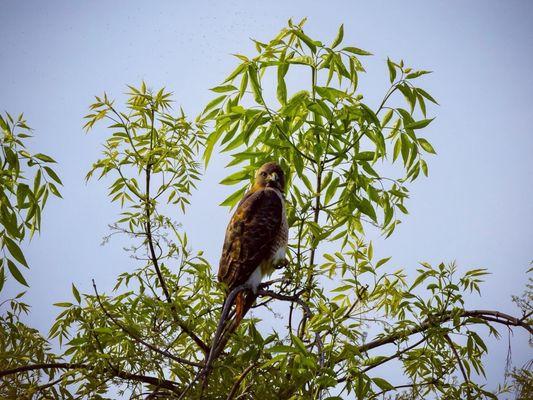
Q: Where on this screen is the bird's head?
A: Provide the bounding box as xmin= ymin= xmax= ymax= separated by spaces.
xmin=254 ymin=162 xmax=285 ymax=192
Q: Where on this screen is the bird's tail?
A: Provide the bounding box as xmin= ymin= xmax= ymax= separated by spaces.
xmin=213 ymin=290 xmax=256 ymax=358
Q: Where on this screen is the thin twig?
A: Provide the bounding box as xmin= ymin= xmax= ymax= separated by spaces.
xmin=33 ymin=376 xmax=64 ymax=392
xmin=355 ymin=309 xmax=533 ymax=357
xmin=445 ymin=334 xmax=472 ymax=400
xmin=91 ymin=279 xmax=203 ymax=368
xmin=144 ymin=162 xmax=209 ymax=353
xmin=226 ymin=363 xmax=257 ymax=400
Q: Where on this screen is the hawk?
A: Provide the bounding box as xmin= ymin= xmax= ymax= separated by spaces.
xmin=218 ymin=162 xmax=288 ymax=327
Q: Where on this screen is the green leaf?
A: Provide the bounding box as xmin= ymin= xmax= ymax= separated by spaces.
xmin=94 ymin=327 xmax=113 ymax=335
xmin=293 ymin=29 xmax=317 ymax=53
xmin=248 ymin=65 xmax=263 ymax=104
xmin=16 ymin=183 xmax=29 ymax=208
xmin=72 ymin=284 xmax=81 ymax=303
xmin=397 ymin=84 xmax=416 ymax=112
xmin=4 ymin=237 xmax=28 ymax=268
xmin=356 ymin=198 xmax=377 ymax=222
xmin=404 ymin=118 xmax=434 ymax=130
xmin=277 ymin=64 xmax=288 ymax=105
xmin=220 ymin=170 xmax=251 ymax=185
xmin=406 ymin=70 xmax=432 ymax=79
xmin=53 ymin=302 xmax=73 ymax=307
xmin=210 ymin=85 xmax=237 ymax=93
xmin=220 ymin=186 xmax=247 ymax=207
xmin=376 ymin=257 xmax=391 ymax=268
xmin=360 ymin=103 xmax=380 ymax=127
xmin=48 ymin=183 xmax=62 ymax=198
xmin=373 ymin=377 xmax=394 ymax=390
xmin=417 ymin=138 xmax=436 ymax=154
xmin=202 ymin=95 xmax=226 ymax=115
xmin=324 ymin=177 xmax=340 ymax=204
xmin=387 ymin=58 xmax=396 ymax=83
xmin=291 ymin=334 xmax=308 ymax=354
xmin=315 ymin=86 xmax=346 ymax=103
xmin=224 ymin=62 xmax=247 ymax=82
xmin=390 ymin=137 xmax=400 ymax=163
xmin=34 ymin=168 xmax=42 ymax=193
xmin=331 ymin=24 xmax=344 ymax=48
xmin=7 ymin=259 xmax=28 ymax=286
xmin=342 ymin=46 xmax=372 ymax=56
xmin=381 ymin=109 xmax=394 ymax=127
xmin=332 ymin=284 xmax=353 ymax=293
xmin=417 ymin=87 xmax=439 ymax=104
xmin=203 ymin=130 xmax=223 ymax=167
xmin=420 ymin=159 xmax=428 ymax=176
xmin=353 ymin=151 xmax=375 ymax=161
xmin=44 ymin=166 xmax=62 ymax=185
xmin=410 ymin=271 xmax=429 ymax=291
xmin=34 ymin=153 xmax=56 ymax=163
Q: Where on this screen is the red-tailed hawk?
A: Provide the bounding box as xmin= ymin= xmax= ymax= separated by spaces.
xmin=218 ymin=162 xmax=288 ymax=326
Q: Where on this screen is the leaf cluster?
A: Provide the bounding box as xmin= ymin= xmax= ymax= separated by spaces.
xmin=0 ymin=113 xmax=62 ymax=288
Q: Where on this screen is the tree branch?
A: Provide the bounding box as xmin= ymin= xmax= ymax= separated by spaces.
xmin=362 ymin=335 xmax=426 ymax=373
xmin=0 ymin=362 xmax=181 ymax=394
xmin=445 ymin=334 xmax=472 ymax=400
xmin=144 ymin=163 xmax=209 ymax=354
xmin=226 ymin=363 xmax=257 ymax=400
xmin=357 ymin=309 xmax=532 ymax=356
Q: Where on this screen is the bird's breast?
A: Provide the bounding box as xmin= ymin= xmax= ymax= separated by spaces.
xmin=260 ymin=197 xmax=288 ymax=277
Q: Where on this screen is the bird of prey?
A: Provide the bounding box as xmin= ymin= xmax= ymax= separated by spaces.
xmin=218 ymin=162 xmax=288 ymax=328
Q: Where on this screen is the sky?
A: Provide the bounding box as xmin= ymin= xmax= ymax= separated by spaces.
xmin=1 ymin=0 xmax=532 ymax=395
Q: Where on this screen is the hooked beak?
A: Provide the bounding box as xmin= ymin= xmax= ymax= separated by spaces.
xmin=266 ymin=172 xmax=279 ymax=183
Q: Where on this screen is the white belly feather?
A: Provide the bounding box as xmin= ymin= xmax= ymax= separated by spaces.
xmin=246 ymin=266 xmax=263 ymax=293
xmin=246 ymin=246 xmax=286 ymax=293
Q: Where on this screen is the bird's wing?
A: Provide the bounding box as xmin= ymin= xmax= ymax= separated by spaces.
xmin=218 ymin=189 xmax=283 ymax=290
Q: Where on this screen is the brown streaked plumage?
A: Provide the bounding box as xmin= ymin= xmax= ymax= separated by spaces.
xmin=218 ymin=162 xmax=288 ymax=326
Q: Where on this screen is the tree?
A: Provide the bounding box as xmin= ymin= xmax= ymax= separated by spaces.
xmin=1 ymin=20 xmax=531 ymax=400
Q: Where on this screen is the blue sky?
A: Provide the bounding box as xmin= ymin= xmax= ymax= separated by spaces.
xmin=1 ymin=0 xmax=532 ymax=394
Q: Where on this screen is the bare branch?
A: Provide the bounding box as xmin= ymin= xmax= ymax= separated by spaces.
xmin=445 ymin=334 xmax=472 ymax=400
xmin=0 ymin=363 xmax=181 ymax=394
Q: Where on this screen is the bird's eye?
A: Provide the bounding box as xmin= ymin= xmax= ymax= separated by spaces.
xmin=260 ymin=172 xmax=267 ymax=177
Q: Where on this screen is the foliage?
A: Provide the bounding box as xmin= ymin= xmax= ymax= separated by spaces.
xmin=0 ymin=20 xmax=531 ymax=400
xmin=506 ymin=366 xmax=533 ymax=400
xmin=0 ymin=112 xmax=62 ymax=288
